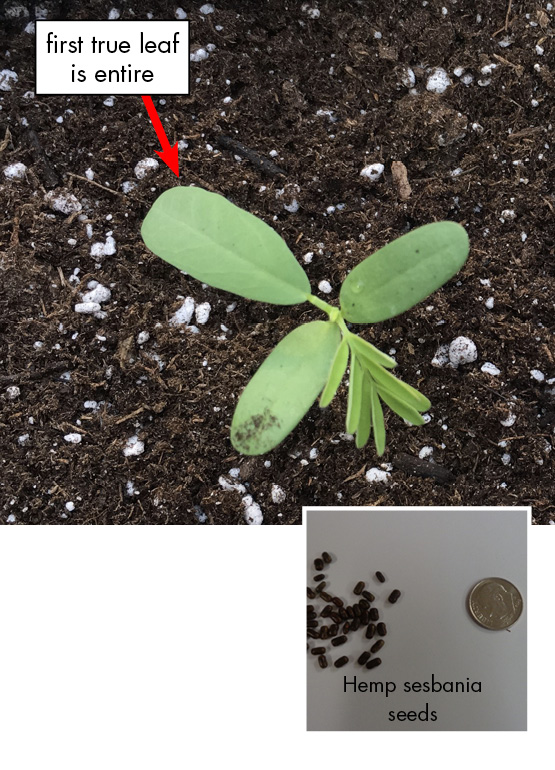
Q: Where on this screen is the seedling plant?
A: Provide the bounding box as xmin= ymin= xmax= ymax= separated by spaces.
xmin=142 ymin=187 xmax=469 ymax=455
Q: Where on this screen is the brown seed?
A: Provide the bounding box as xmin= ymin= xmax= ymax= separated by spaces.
xmin=362 ymin=591 xmax=375 ymax=602
xmin=307 ymin=620 xmax=318 ymax=628
xmin=320 ymin=591 xmax=332 ymax=603
xmin=342 ymin=621 xmax=350 ymax=634
xmin=307 ymin=587 xmax=316 ymax=599
xmin=339 ymin=608 xmax=348 ymax=620
xmin=359 ymin=599 xmax=370 ymax=609
xmin=311 ymin=647 xmax=326 ymax=655
xmin=313 ymin=573 xmax=325 ymax=582
xmin=307 ymin=605 xmax=314 ymax=613
xmin=388 ymin=589 xmax=401 ymax=604
xmin=353 ymin=581 xmax=365 ymax=595
xmin=330 ymin=612 xmax=342 ymax=624
xmin=331 ymin=635 xmax=347 ymax=647
xmin=377 ymin=622 xmax=387 ymax=636
xmin=314 ymin=558 xmax=324 ymax=571
xmin=307 ymin=629 xmax=320 ymax=639
xmin=353 ymin=604 xmax=361 ymax=618
xmin=366 ymin=657 xmax=382 ymax=669
xmin=320 ymin=605 xmax=333 ymax=618
xmin=369 ymin=608 xmax=379 ymax=621
xmin=318 ymin=655 xmax=328 ymax=669
xmin=329 ymin=624 xmax=338 ymax=636
xmin=332 ymin=597 xmax=344 ymax=608
xmin=376 ymin=571 xmax=386 ymax=583
xmin=346 ymin=606 xmax=354 ymax=619
xmin=365 ymin=623 xmax=376 ymax=639
xmin=371 ymin=639 xmax=385 ymax=653
xmin=320 ymin=626 xmax=329 ymax=640
xmin=307 ymin=611 xmax=316 ymax=620
xmin=350 ymin=618 xmax=360 ymax=632
xmin=334 ymin=656 xmax=349 ymax=668
xmin=357 ymin=651 xmax=371 ymax=665
xmin=322 ymin=552 xmax=332 ymax=564
xmin=361 ymin=610 xmax=369 ymax=625
xmin=315 ymin=581 xmax=326 ymax=594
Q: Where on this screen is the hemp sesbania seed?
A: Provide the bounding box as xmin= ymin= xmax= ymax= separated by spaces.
xmin=308 ymin=551 xmax=401 ymax=673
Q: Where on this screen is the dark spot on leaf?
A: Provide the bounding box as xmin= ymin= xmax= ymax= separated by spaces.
xmin=233 ymin=408 xmax=281 ymax=452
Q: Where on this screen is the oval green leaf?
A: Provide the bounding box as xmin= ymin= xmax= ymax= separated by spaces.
xmin=231 ymin=321 xmax=341 ymax=455
xmin=142 ymin=186 xmax=311 ymax=305
xmin=340 ymin=221 xmax=469 ymax=322
xmin=320 ymin=337 xmax=349 ymax=408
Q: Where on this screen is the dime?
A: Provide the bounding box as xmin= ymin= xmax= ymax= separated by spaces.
xmin=468 ymin=577 xmax=523 ymax=630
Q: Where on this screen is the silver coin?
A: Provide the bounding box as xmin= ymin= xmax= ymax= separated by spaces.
xmin=468 ymin=577 xmax=523 ymax=630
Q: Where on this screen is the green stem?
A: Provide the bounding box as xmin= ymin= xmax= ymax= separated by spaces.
xmin=307 ymin=294 xmax=336 ymax=317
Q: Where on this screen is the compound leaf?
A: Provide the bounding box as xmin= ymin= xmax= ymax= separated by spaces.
xmin=320 ymin=337 xmax=349 ymax=408
xmin=142 ymin=186 xmax=311 ymax=305
xmin=355 ymin=374 xmax=372 ymax=449
xmin=377 ymin=386 xmax=426 ymax=426
xmin=363 ymin=359 xmax=431 ymax=413
xmin=371 ymin=383 xmax=386 ymax=456
xmin=346 ymin=353 xmax=363 ymax=435
xmin=231 ymin=321 xmax=341 ymax=455
xmin=348 ymin=333 xmax=397 ymax=369
xmin=340 ymin=221 xmax=469 ymax=322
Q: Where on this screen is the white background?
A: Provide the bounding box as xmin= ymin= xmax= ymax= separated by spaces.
xmin=0 ymin=508 xmax=550 ymax=770
xmin=36 ymin=21 xmax=189 ymax=95
xmin=307 ymin=508 xmax=526 ymax=730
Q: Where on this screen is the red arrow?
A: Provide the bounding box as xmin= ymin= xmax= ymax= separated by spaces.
xmin=141 ymin=95 xmax=179 ymax=177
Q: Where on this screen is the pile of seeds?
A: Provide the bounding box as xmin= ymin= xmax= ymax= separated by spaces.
xmin=307 ymin=552 xmax=401 ymax=671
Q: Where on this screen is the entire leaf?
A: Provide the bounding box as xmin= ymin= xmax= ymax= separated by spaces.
xmin=340 ymin=221 xmax=469 ymax=322
xmin=320 ymin=337 xmax=349 ymax=408
xmin=377 ymin=386 xmax=426 ymax=426
xmin=370 ymin=383 xmax=386 ymax=456
xmin=363 ymin=359 xmax=431 ymax=413
xmin=142 ymin=186 xmax=311 ymax=305
xmin=231 ymin=321 xmax=341 ymax=455
xmin=348 ymin=333 xmax=397 ymax=369
xmin=346 ymin=353 xmax=363 ymax=435
xmin=355 ymin=374 xmax=372 ymax=449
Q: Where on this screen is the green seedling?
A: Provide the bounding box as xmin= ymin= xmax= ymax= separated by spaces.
xmin=142 ymin=186 xmax=469 ymax=455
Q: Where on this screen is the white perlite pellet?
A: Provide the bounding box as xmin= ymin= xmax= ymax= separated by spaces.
xmin=134 ymin=157 xmax=159 ymax=179
xmin=0 ymin=69 xmax=18 ymax=91
xmin=449 ymin=336 xmax=477 ymax=366
xmin=481 ymin=362 xmax=501 ymax=376
xmin=360 ymin=163 xmax=384 ymax=181
xmin=123 ymin=435 xmax=144 ymax=457
xmin=271 ymin=484 xmax=286 ymax=504
xmin=137 ymin=331 xmax=150 ymax=345
xmin=90 ymin=235 xmax=116 ymax=258
xmin=74 ymin=302 xmax=102 ymax=315
xmin=530 ymin=369 xmax=545 ymax=383
xmin=170 ymin=297 xmax=195 ymax=326
xmin=65 ymin=501 xmax=75 ymax=512
xmin=318 ymin=280 xmax=332 ymax=294
xmin=46 ymin=190 xmax=82 ymax=215
xmin=64 ymin=433 xmax=82 ymax=444
xmin=426 ymin=68 xmax=451 ymax=94
xmin=418 ymin=446 xmax=434 ymax=460
xmin=200 ymin=3 xmax=215 ymax=13
xmin=500 ymin=412 xmax=516 ymax=427
xmin=190 ymin=48 xmax=209 ymax=62
xmin=431 ymin=344 xmax=450 ymax=368
xmin=195 ymin=302 xmax=211 ymax=325
xmin=6 ymin=386 xmax=20 ymax=399
xmin=3 ymin=162 xmax=27 ymax=180
xmin=365 ymin=467 xmax=391 ymax=484
xmin=81 ymin=282 xmax=111 ymax=304
xmin=243 ymin=496 xmax=263 ymax=525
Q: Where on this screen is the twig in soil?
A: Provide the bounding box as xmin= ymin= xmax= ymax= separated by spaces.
xmin=391 ymin=161 xmax=412 ymax=201
xmin=215 ymin=136 xmax=286 ymax=177
xmin=67 ymin=172 xmax=123 ymax=196
xmin=0 ymin=127 xmax=12 ymax=154
xmin=23 ymin=128 xmax=60 ymax=188
xmin=392 ymin=452 xmax=454 ymax=484
xmin=0 ymin=361 xmax=71 ymax=386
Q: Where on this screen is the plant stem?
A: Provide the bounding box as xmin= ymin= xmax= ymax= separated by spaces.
xmin=307 ymin=294 xmax=336 ymax=317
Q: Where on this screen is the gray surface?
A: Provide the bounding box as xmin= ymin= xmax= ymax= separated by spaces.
xmin=307 ymin=508 xmax=527 ymax=731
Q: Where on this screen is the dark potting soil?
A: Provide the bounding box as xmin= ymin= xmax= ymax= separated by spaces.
xmin=1 ymin=1 xmax=554 ymax=524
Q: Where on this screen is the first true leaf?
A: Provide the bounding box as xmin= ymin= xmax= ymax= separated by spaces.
xmin=141 ymin=186 xmax=311 ymax=305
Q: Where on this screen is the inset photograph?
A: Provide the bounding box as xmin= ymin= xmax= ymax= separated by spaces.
xmin=307 ymin=507 xmax=527 ymax=731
